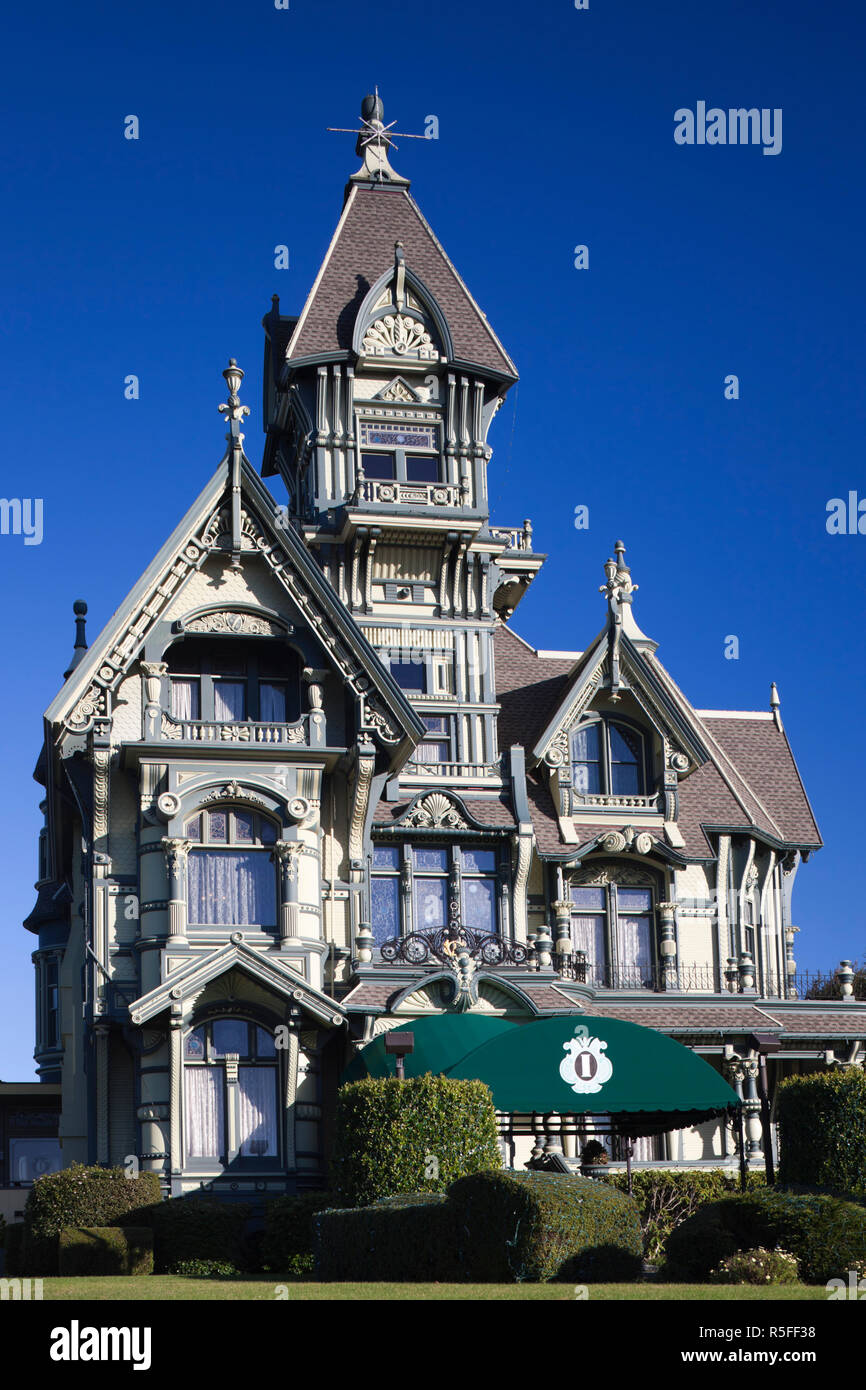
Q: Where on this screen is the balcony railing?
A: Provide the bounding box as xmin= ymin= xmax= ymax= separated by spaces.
xmin=380 ymin=928 xmax=533 ymax=968
xmin=573 ymin=792 xmax=661 ymax=811
xmin=489 ymin=521 xmax=535 ymax=552
xmin=353 ymin=479 xmax=463 ymax=508
xmin=405 ymin=759 xmax=502 ymax=779
xmin=158 ymin=711 xmax=309 ymax=745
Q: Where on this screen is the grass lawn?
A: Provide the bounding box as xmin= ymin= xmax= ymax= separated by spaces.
xmin=34 ymin=1277 xmax=829 ymax=1301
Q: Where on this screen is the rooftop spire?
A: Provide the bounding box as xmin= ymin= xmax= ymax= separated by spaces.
xmin=599 ymin=542 xmax=656 ymax=697
xmin=329 ymin=90 xmax=426 ymax=190
xmin=770 ymin=682 xmax=783 ymax=731
xmin=218 ymin=360 xmax=250 ymax=569
xmin=63 ymin=600 xmax=88 ymax=680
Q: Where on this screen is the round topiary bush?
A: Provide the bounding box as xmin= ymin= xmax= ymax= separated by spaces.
xmin=776 ymin=1069 xmax=866 ymax=1195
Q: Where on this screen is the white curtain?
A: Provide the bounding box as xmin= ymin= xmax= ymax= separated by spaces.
xmin=214 ymin=681 xmax=245 ymax=721
xmin=184 ymin=1068 xmax=224 ymax=1158
xmin=239 ymin=1068 xmax=278 ymax=1156
xmin=259 ymin=682 xmax=287 ymax=723
xmin=171 ymin=679 xmax=199 ymax=720
xmin=571 ymin=914 xmax=606 ymax=980
xmin=188 ymin=851 xmax=276 ymax=926
xmin=617 ymin=915 xmax=653 ymax=984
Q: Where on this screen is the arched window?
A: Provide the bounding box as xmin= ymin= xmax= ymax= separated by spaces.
xmin=183 ymin=1019 xmax=278 ymax=1163
xmin=185 ymin=807 xmax=278 ymax=928
xmin=166 ymin=638 xmax=300 ymax=724
xmin=571 ymin=720 xmax=646 ymax=797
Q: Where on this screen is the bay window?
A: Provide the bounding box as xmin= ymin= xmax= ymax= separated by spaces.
xmin=183 ymin=1020 xmax=279 ymax=1164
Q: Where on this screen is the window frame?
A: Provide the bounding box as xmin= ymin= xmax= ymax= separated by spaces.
xmin=370 ymin=841 xmax=502 ymax=947
xmin=182 ymin=1018 xmax=281 ymax=1171
xmin=166 ymin=638 xmax=300 ymax=725
xmin=358 ymin=420 xmax=442 ymax=487
xmin=570 ymin=716 xmax=649 ymax=800
xmin=568 ymin=874 xmax=657 ymax=989
xmin=185 ymin=805 xmax=279 ymax=931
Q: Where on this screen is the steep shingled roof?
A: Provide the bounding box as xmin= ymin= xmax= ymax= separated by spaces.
xmin=285 ymin=184 xmax=517 ymax=378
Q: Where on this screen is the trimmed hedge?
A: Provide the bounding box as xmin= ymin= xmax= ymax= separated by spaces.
xmin=664 ymin=1188 xmax=866 ymax=1284
xmin=451 ymin=1170 xmax=643 ymax=1282
xmin=262 ymin=1192 xmax=335 ymax=1275
xmin=606 ymin=1169 xmax=766 ymax=1262
xmin=315 ymin=1193 xmax=459 ymax=1282
xmin=148 ymin=1198 xmax=251 ymax=1274
xmin=331 ymin=1074 xmax=502 ymax=1207
xmin=58 ymin=1226 xmax=153 ymax=1276
xmin=22 ymin=1165 xmax=161 ymax=1274
xmin=777 ymin=1069 xmax=866 ymax=1195
xmin=3 ymin=1224 xmax=25 ymax=1277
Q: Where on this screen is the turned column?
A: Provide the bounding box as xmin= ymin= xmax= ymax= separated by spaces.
xmin=162 ymin=838 xmax=190 ymax=943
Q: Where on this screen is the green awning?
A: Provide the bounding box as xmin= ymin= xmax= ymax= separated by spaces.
xmin=446 ymin=1015 xmax=741 ymax=1134
xmin=342 ymin=1014 xmax=517 ymax=1083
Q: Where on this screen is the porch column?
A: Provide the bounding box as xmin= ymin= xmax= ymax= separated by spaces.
xmin=274 ymin=840 xmax=302 ymax=943
xmin=140 ymin=661 xmax=168 ymax=740
xmin=162 ymin=838 xmax=190 ymax=943
xmin=169 ymin=1004 xmax=184 ymax=1180
xmin=552 ymin=899 xmax=572 ymax=960
xmin=94 ymin=1023 xmax=110 ymax=1166
xmin=657 ymin=902 xmax=679 ymax=990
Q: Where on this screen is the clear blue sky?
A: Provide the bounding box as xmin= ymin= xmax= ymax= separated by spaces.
xmin=1 ymin=0 xmax=864 ymax=1077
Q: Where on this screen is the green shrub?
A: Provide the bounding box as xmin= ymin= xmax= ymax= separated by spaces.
xmin=3 ymin=1224 xmax=25 ymax=1276
xmin=22 ymin=1165 xmax=161 ymax=1274
xmin=450 ymin=1170 xmax=643 ymax=1283
xmin=709 ymin=1247 xmax=800 ymax=1285
xmin=664 ymin=1188 xmax=866 ymax=1284
xmin=170 ymin=1258 xmax=240 ymax=1279
xmin=331 ymin=1075 xmax=501 ymax=1207
xmin=58 ymin=1226 xmax=153 ymax=1276
xmin=148 ymin=1198 xmax=251 ymax=1274
xmin=262 ymin=1192 xmax=333 ymax=1275
xmin=315 ymin=1194 xmax=460 ymax=1282
xmin=777 ymin=1070 xmax=866 ymax=1195
xmin=607 ymin=1169 xmax=766 ymax=1262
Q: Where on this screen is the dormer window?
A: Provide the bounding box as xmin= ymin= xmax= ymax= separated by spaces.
xmin=166 ymin=638 xmax=300 ymax=725
xmin=359 ymin=422 xmax=441 ymax=486
xmin=571 ymin=719 xmax=646 ymax=797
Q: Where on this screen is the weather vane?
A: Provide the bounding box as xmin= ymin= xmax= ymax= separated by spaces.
xmin=328 ymin=89 xmax=427 ymax=184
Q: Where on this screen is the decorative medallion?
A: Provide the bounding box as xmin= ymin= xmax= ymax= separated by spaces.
xmin=361 ymin=314 xmax=437 ymax=360
xmin=559 ymin=1026 xmax=613 ymax=1096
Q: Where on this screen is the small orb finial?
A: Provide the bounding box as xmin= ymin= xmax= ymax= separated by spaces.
xmin=218 ymin=358 xmax=250 ymax=424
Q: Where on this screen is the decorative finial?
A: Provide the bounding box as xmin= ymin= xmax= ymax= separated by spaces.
xmin=599 ymin=541 xmax=638 ymax=610
xmin=218 ymin=359 xmax=250 ymax=425
xmin=328 ymin=91 xmax=427 ymax=189
xmin=599 ymin=543 xmax=641 ymax=702
xmin=63 ymin=600 xmax=88 ymax=679
xmin=770 ymin=682 xmax=783 ymax=731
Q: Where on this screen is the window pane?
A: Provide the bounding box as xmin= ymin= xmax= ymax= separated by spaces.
xmin=259 ymin=819 xmax=278 ymax=846
xmin=362 ymin=452 xmax=396 ymax=480
xmin=184 ymin=1026 xmax=206 ymax=1060
xmin=572 ymin=724 xmax=600 ymax=760
xmin=406 ymin=456 xmax=439 ymax=483
xmin=212 ymin=1020 xmax=250 ymax=1058
xmin=234 ymin=811 xmax=254 ymax=843
xmin=570 ymin=886 xmax=606 ymax=911
xmin=372 ymin=845 xmax=400 ymax=871
xmin=416 ymin=739 xmax=448 ymax=762
xmin=610 ymin=724 xmax=641 ymax=763
xmin=617 ymin=888 xmax=652 ymax=913
xmin=462 ymin=878 xmax=497 ymax=934
xmin=171 ymin=678 xmax=200 ymax=720
xmin=462 ymin=848 xmax=496 ymax=873
xmin=571 ymin=914 xmax=606 ymax=977
xmin=611 ymin=762 xmax=641 ymax=794
xmin=239 ymin=1068 xmax=278 ymax=1157
xmin=214 ymin=681 xmax=246 ymax=721
xmin=413 ymin=876 xmax=448 ymax=931
xmin=390 ymin=660 xmax=425 ymax=692
xmin=256 ymin=1027 xmax=276 ymax=1058
xmin=185 ymin=815 xmax=202 ymax=842
xmin=208 ymin=811 xmax=228 ymax=842
xmin=371 ymin=876 xmax=400 ymax=945
xmin=184 ymin=1068 xmax=224 ymax=1159
xmin=413 ymin=847 xmax=448 ymax=872
xmin=423 ymin=716 xmax=446 ymax=734
xmin=188 ymin=850 xmax=277 ymax=927
xmin=260 ymin=682 xmax=287 ymax=723
xmin=617 ymin=914 xmax=654 ymax=984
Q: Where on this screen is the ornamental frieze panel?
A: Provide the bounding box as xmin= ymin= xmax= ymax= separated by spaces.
xmin=361 ymin=313 xmax=438 ymax=361
xmin=181 ymin=609 xmax=287 ymax=637
xmin=570 ymin=862 xmax=655 ymax=887
xmin=400 ymin=793 xmax=470 ymax=830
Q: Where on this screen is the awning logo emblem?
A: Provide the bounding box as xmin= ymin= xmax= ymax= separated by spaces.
xmin=559 ymin=1028 xmax=613 ymax=1095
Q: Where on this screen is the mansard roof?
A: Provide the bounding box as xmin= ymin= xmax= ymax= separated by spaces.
xmin=284 ymin=184 xmax=517 ymax=379
xmin=44 ymin=449 xmax=424 ymax=761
